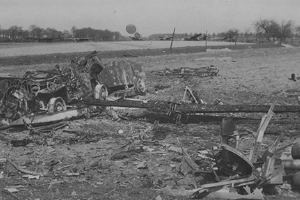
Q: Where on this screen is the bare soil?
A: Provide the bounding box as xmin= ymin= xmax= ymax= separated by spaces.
xmin=0 ymin=46 xmax=300 ymax=200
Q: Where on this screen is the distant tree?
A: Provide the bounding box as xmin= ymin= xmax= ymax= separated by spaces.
xmin=255 ymin=19 xmax=279 ymax=41
xmin=223 ymin=29 xmax=239 ymax=44
xmin=63 ymin=30 xmax=72 ymax=38
xmin=21 ymin=30 xmax=30 ymax=41
xmin=295 ymin=26 xmax=300 ymax=37
xmin=43 ymin=28 xmax=63 ymax=39
xmin=8 ymin=26 xmax=23 ymax=41
xmin=279 ymin=20 xmax=293 ymax=43
xmin=0 ymin=24 xmax=123 ymax=42
xmin=72 ymin=27 xmax=120 ymax=41
xmin=254 ymin=19 xmax=293 ymax=43
xmin=29 ymin=25 xmax=43 ymax=39
xmin=71 ymin=26 xmax=77 ymax=37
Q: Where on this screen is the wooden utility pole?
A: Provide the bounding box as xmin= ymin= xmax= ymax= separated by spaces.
xmin=205 ymin=30 xmax=208 ymax=50
xmin=170 ymin=27 xmax=176 ymax=53
xmin=85 ymin=99 xmax=300 ymax=114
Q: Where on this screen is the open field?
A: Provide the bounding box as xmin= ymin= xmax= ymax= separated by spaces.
xmin=0 ymin=47 xmax=300 ymax=199
xmin=0 ymin=41 xmax=249 ymax=57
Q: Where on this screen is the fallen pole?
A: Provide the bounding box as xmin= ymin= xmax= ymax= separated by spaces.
xmin=0 ymin=107 xmax=89 ymax=130
xmin=84 ymin=99 xmax=300 ymax=113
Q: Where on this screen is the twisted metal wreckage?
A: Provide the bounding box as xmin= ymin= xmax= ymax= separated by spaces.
xmin=0 ymin=51 xmax=146 ymax=127
xmin=1 ymin=51 xmax=300 ymax=198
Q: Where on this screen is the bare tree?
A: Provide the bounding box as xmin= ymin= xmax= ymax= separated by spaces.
xmin=295 ymin=26 xmax=300 ymax=36
xmin=71 ymin=26 xmax=77 ymax=37
xmin=254 ymin=19 xmax=293 ymax=43
xmin=8 ymin=26 xmax=23 ymax=41
xmin=255 ymin=19 xmax=279 ymax=41
xmin=222 ymin=29 xmax=239 ymax=44
xmin=29 ymin=25 xmax=43 ymax=39
xmin=279 ymin=20 xmax=293 ymax=43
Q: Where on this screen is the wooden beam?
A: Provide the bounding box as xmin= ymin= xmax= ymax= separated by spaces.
xmin=85 ymin=99 xmax=300 ymax=113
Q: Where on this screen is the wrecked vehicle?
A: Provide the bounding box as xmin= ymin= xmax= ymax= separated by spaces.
xmin=0 ymin=67 xmax=86 ymax=123
xmin=0 ymin=51 xmax=147 ymax=126
xmin=71 ymin=51 xmax=146 ymax=100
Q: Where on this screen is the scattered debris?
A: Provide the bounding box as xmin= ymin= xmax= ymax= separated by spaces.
xmin=7 ymin=159 xmax=45 ymax=176
xmin=156 ymin=105 xmax=296 ymax=199
xmin=168 ymin=146 xmax=184 ymax=154
xmin=111 ymin=146 xmax=144 ymax=160
xmin=159 ymin=185 xmax=203 ymax=197
xmin=22 ymin=174 xmax=40 ymax=179
xmin=206 ymin=48 xmax=232 ymax=52
xmin=1 ymin=48 xmax=300 ymax=200
xmin=207 ymin=187 xmax=264 ymax=200
xmin=4 ymin=185 xmax=24 ymax=193
xmin=155 ymin=195 xmax=162 ymax=200
xmin=152 ymin=65 xmax=219 ymax=78
xmin=194 ymin=56 xmax=233 ymax=62
xmin=153 ymin=84 xmax=171 ymax=91
xmin=181 ymin=86 xmax=206 ymax=104
xmin=136 ymin=161 xmax=148 ymax=169
xmin=249 ymin=104 xmax=274 ymax=162
xmin=10 ymin=138 xmax=33 ymax=147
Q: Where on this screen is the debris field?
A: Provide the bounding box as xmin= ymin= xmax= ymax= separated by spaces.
xmin=0 ymin=46 xmax=300 ymax=200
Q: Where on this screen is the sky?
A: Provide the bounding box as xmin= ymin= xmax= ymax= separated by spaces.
xmin=0 ymin=0 xmax=299 ymax=36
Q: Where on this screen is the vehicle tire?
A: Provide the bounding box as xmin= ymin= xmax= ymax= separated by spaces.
xmin=292 ymin=171 xmax=300 ymax=187
xmin=48 ymin=97 xmax=67 ymax=113
xmin=292 ymin=139 xmax=300 ymax=159
xmin=94 ymin=84 xmax=108 ymax=100
xmin=134 ymin=78 xmax=146 ymax=95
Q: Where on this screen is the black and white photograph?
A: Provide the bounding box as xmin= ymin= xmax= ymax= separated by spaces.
xmin=0 ymin=0 xmax=300 ymax=199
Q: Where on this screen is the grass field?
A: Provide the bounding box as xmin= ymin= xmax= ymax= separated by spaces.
xmin=0 ymin=40 xmax=249 ymax=57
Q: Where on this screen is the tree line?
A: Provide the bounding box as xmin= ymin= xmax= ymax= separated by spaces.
xmin=1 ymin=19 xmax=300 ymax=43
xmin=149 ymin=19 xmax=300 ymax=44
xmin=217 ymin=19 xmax=300 ymax=44
xmin=0 ymin=25 xmax=123 ymax=42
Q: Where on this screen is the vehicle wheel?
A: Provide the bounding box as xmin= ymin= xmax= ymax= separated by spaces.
xmin=291 ymin=139 xmax=300 ymax=159
xmin=48 ymin=97 xmax=67 ymax=113
xmin=94 ymin=84 xmax=108 ymax=100
xmin=134 ymin=78 xmax=146 ymax=95
xmin=292 ymin=171 xmax=300 ymax=187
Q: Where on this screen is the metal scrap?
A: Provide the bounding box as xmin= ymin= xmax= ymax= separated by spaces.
xmin=159 ymin=105 xmax=293 ymax=199
xmin=181 ymin=86 xmax=206 ymax=104
xmin=249 ymin=104 xmax=274 ymax=162
xmin=0 ymin=66 xmax=86 ymax=124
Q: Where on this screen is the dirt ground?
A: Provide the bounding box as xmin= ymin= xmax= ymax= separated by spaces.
xmin=0 ymin=46 xmax=300 ymax=200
